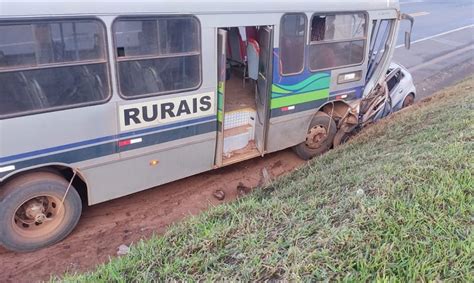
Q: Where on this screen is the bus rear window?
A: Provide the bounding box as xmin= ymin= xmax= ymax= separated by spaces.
xmin=113 ymin=16 xmax=201 ymax=98
xmin=309 ymin=13 xmax=367 ymax=71
xmin=0 ymin=20 xmax=109 ymax=118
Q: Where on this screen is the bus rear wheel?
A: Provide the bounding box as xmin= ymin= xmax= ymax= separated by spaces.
xmin=293 ymin=113 xmax=337 ymax=160
xmin=0 ymin=172 xmax=82 ymax=253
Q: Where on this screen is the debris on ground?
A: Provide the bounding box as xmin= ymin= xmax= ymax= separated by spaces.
xmin=237 ymin=182 xmax=252 ymax=197
xmin=261 ymin=167 xmax=272 ymax=186
xmin=117 ymin=244 xmax=130 ymax=256
xmin=213 ymin=190 xmax=226 ymax=201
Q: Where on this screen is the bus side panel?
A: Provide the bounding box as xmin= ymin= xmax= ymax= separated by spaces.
xmin=82 ymin=23 xmax=219 ymax=205
xmin=82 ymin=133 xmax=216 ymax=205
xmin=0 ymin=103 xmax=120 ymax=181
xmin=266 ymin=110 xmax=315 ymax=153
xmin=265 ymin=47 xmax=331 ymax=153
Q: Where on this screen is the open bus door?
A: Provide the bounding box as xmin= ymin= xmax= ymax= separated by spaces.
xmin=255 ymin=26 xmax=273 ymax=154
xmin=215 ymin=29 xmax=227 ymax=167
xmin=215 ymin=26 xmax=273 ymax=166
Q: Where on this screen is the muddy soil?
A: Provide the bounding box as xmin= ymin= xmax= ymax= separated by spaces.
xmin=1 ymin=149 xmax=304 ymax=282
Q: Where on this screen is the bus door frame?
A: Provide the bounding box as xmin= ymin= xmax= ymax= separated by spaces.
xmin=255 ymin=26 xmax=274 ymax=155
xmin=215 ymin=28 xmax=227 ymax=167
xmin=214 ymin=26 xmax=274 ymax=167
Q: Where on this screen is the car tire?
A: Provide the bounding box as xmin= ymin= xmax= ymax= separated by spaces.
xmin=0 ymin=172 xmax=82 ymax=253
xmin=333 ymin=128 xmax=355 ymax=147
xmin=402 ymin=93 xmax=415 ymax=108
xmin=293 ymin=113 xmax=337 ymax=160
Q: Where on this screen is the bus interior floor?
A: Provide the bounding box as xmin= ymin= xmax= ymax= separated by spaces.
xmin=224 ymin=74 xmax=257 ymax=112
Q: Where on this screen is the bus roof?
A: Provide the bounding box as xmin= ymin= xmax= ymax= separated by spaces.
xmin=0 ymin=0 xmax=400 ymax=18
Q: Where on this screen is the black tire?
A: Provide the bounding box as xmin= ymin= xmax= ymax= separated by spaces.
xmin=293 ymin=113 xmax=337 ymax=160
xmin=0 ymin=172 xmax=82 ymax=253
xmin=402 ymin=93 xmax=415 ymax=108
xmin=333 ymin=128 xmax=355 ymax=147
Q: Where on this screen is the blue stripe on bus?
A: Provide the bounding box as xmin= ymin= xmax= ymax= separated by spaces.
xmin=329 ymin=86 xmax=364 ymax=99
xmin=117 ymin=116 xmax=216 ymax=140
xmin=118 ymin=120 xmax=217 ymax=151
xmin=0 ymin=120 xmax=217 ymax=179
xmin=269 ymin=86 xmax=365 ymax=118
xmin=0 ymin=116 xmax=216 ymax=164
xmin=270 ymin=98 xmax=328 ymax=118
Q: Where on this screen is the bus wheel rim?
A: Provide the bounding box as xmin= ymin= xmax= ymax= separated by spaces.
xmin=12 ymin=195 xmax=65 ymax=238
xmin=305 ymin=125 xmax=328 ymax=149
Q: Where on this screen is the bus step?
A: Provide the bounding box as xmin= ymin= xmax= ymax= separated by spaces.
xmin=223 ymin=125 xmax=254 ymax=155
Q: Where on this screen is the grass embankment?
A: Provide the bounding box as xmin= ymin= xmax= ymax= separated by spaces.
xmin=63 ymin=78 xmax=474 ymax=281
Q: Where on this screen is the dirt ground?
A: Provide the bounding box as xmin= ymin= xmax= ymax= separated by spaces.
xmin=1 ymin=149 xmax=305 ymax=282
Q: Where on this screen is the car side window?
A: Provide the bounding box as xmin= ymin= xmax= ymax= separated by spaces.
xmin=387 ymin=70 xmax=402 ymax=92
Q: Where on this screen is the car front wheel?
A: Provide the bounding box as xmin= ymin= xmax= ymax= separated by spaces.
xmin=402 ymin=93 xmax=415 ymax=108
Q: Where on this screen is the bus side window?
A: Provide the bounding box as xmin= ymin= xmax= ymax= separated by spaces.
xmin=114 ymin=16 xmax=202 ymax=98
xmin=0 ymin=19 xmax=110 ymax=118
xmin=280 ymin=13 xmax=307 ymax=75
xmin=0 ymin=24 xmax=36 ymax=69
xmin=309 ymin=13 xmax=367 ymax=71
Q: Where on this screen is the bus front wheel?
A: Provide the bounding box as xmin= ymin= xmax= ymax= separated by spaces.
xmin=0 ymin=172 xmax=82 ymax=253
xmin=293 ymin=113 xmax=337 ymax=160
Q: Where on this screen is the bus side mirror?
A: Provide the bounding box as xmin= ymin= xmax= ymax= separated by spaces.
xmin=401 ymin=14 xmax=415 ymax=50
xmin=405 ymin=32 xmax=411 ymax=50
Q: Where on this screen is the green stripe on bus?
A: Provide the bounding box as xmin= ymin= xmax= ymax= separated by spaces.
xmin=217 ymin=110 xmax=224 ymax=122
xmin=218 ymin=82 xmax=225 ymax=94
xmin=218 ymin=91 xmax=224 ymax=110
xmin=271 ymin=73 xmax=330 ymax=96
xmin=270 ymin=89 xmax=329 ymax=109
xmin=271 ymin=84 xmax=292 ymax=95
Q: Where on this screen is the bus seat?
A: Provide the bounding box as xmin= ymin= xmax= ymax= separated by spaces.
xmin=29 ymin=78 xmax=49 ymax=109
xmin=246 ymin=39 xmax=260 ymax=81
xmin=228 ymin=27 xmax=246 ymax=65
xmin=144 ymin=67 xmax=165 ymax=94
xmin=0 ymin=73 xmax=30 ymax=115
xmin=228 ymin=27 xmax=249 ymax=86
xmin=246 ymin=27 xmax=258 ymax=41
xmin=13 ymin=72 xmax=49 ymax=110
xmin=77 ymin=66 xmax=105 ymax=101
xmin=124 ymin=61 xmax=148 ymax=95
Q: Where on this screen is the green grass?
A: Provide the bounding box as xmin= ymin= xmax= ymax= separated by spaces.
xmin=62 ymin=78 xmax=474 ymax=282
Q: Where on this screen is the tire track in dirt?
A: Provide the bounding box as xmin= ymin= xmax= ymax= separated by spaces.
xmin=1 ymin=149 xmax=304 ymax=282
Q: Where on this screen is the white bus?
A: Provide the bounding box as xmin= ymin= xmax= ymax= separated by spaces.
xmin=0 ymin=0 xmax=412 ymax=252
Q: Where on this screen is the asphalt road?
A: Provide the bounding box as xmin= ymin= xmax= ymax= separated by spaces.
xmin=395 ymin=0 xmax=474 ymax=99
